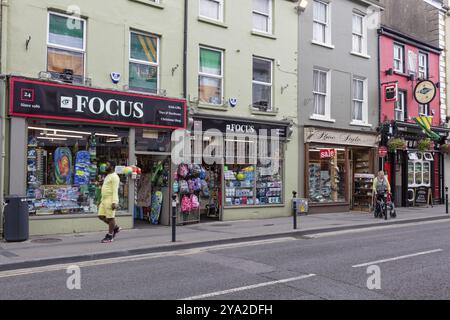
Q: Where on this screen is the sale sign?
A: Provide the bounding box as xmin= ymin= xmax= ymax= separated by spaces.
xmin=320 ymin=149 xmax=336 ymax=159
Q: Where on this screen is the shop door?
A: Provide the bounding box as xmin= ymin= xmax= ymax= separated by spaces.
xmin=134 ymin=153 xmax=171 ymax=226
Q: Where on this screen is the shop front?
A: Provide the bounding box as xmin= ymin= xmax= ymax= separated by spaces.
xmin=7 ymin=77 xmax=186 ymax=236
xmin=380 ymin=121 xmax=449 ymax=208
xmin=172 ymin=114 xmax=292 ymax=222
xmin=304 ymin=127 xmax=379 ymax=213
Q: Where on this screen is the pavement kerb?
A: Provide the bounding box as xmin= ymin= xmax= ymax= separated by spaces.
xmin=0 ymin=214 xmax=449 ymax=272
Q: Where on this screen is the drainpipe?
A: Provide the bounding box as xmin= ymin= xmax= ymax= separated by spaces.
xmin=0 ymin=0 xmax=8 ymax=236
xmin=183 ymin=0 xmax=188 ymax=99
xmin=377 ymin=30 xmax=382 ymax=171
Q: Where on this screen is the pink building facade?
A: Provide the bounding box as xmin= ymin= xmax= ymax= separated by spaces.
xmin=378 ymin=27 xmax=448 ymax=207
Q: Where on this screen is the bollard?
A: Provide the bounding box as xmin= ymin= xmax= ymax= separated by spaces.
xmin=172 ymin=194 xmax=177 ymax=242
xmin=446 ymin=187 xmax=448 ymax=214
xmin=292 ymin=191 xmax=298 ymax=230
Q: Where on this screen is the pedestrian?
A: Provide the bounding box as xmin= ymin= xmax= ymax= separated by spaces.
xmin=98 ymin=160 xmax=122 ymax=243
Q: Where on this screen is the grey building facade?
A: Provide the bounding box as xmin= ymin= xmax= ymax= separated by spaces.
xmin=297 ymin=0 xmax=383 ymax=213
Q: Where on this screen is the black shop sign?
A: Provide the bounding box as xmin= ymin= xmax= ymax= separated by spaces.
xmin=194 ymin=118 xmax=287 ymax=138
xmin=9 ymin=77 xmax=186 ymax=129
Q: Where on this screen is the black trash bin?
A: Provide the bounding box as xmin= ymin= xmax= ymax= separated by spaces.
xmin=3 ymin=195 xmax=29 ymax=242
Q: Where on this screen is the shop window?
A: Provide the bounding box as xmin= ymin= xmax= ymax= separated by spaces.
xmin=47 ymin=12 xmax=86 ymax=84
xmin=308 ymin=147 xmax=346 ymax=203
xmin=129 ymin=31 xmax=159 ymax=94
xmin=26 ymin=122 xmax=129 ymax=216
xmin=252 ymin=0 xmax=272 ymax=34
xmin=224 ymin=139 xmax=284 ymax=207
xmin=408 ymin=153 xmax=431 ymax=187
xmin=252 ymin=57 xmax=273 ymax=112
xmin=199 ymin=47 xmax=223 ymax=105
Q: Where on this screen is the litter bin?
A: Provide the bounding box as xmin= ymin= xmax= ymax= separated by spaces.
xmin=3 ymin=195 xmax=29 ymax=242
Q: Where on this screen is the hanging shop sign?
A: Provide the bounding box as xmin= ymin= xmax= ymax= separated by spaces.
xmin=304 ymin=128 xmax=378 ymax=147
xmin=384 ymin=83 xmax=398 ymax=102
xmin=193 ymin=118 xmax=287 ymax=138
xmin=414 ymin=80 xmax=437 ymax=105
xmin=320 ymin=149 xmax=336 ymax=159
xmin=9 ymin=77 xmax=187 ymax=130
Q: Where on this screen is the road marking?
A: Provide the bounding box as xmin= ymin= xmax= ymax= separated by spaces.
xmin=0 ymin=237 xmax=296 ymax=279
xmin=181 ymin=274 xmax=317 ymax=300
xmin=309 ymin=219 xmax=450 ymax=238
xmin=352 ymin=249 xmax=443 ymax=268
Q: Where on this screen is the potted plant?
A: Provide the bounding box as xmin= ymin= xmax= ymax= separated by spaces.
xmin=387 ymin=138 xmax=406 ymax=153
xmin=417 ymin=138 xmax=432 ymax=152
xmin=441 ymin=144 xmax=450 ymax=154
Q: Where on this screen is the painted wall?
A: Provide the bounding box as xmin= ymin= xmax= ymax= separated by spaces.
xmin=4 ymin=0 xmax=185 ymax=98
xmin=297 ymin=0 xmax=380 ymax=198
xmin=379 ymin=34 xmax=441 ymax=126
xmin=185 ymin=0 xmax=300 ymax=219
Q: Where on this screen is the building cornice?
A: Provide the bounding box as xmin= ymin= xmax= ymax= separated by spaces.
xmin=378 ymin=26 xmax=442 ymax=54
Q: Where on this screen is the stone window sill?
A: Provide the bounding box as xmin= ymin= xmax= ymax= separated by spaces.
xmin=251 ymin=31 xmax=277 ymax=40
xmin=309 ymin=115 xmax=336 ymax=123
xmin=250 ymin=108 xmax=279 ymax=116
xmin=129 ymin=0 xmax=165 ymax=9
xmin=198 ymin=16 xmax=228 ymax=28
xmin=350 ymin=51 xmax=371 ymax=59
xmin=311 ymin=40 xmax=335 ymax=50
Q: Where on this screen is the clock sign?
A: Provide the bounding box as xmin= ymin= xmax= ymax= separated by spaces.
xmin=414 ymin=80 xmax=437 ymax=105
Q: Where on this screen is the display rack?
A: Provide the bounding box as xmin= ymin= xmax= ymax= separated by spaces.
xmin=353 ymin=173 xmax=375 ymax=211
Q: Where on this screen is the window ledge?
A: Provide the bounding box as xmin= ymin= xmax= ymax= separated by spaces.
xmin=251 ymin=30 xmax=277 ymax=40
xmin=198 ymin=16 xmax=228 ymax=28
xmin=129 ymin=0 xmax=165 ymax=9
xmin=196 ymin=102 xmax=229 ymax=111
xmin=350 ymin=121 xmax=373 ymax=128
xmin=350 ymin=51 xmax=371 ymax=59
xmin=394 ymin=71 xmax=409 ymax=77
xmin=311 ymin=40 xmax=335 ymax=50
xmin=250 ymin=108 xmax=279 ymax=116
xmin=309 ymin=115 xmax=336 ymax=123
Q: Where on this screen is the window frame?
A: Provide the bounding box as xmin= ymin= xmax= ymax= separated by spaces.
xmin=351 ymin=76 xmax=368 ymax=124
xmin=393 ymin=43 xmax=405 ymax=73
xmin=418 ymin=52 xmax=428 ymax=79
xmin=128 ymin=30 xmax=161 ymax=95
xmin=252 ymin=56 xmax=273 ymax=112
xmin=199 ymin=0 xmax=224 ymax=22
xmin=352 ymin=13 xmax=366 ymax=55
xmin=198 ymin=46 xmax=224 ymax=105
xmin=46 ymin=11 xmax=87 ymax=80
xmin=313 ymin=0 xmax=331 ymax=45
xmin=252 ymin=0 xmax=273 ymax=34
xmin=395 ymin=90 xmax=407 ymax=122
xmin=312 ymin=68 xmax=331 ymax=119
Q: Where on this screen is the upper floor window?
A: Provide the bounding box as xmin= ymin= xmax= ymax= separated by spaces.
xmin=352 ymin=77 xmax=368 ymax=124
xmin=129 ymin=31 xmax=159 ymax=94
xmin=313 ymin=0 xmax=330 ymax=45
xmin=352 ymin=13 xmax=366 ymax=54
xmin=252 ymin=57 xmax=273 ymax=111
xmin=419 ymin=52 xmax=428 ymax=79
xmin=199 ymin=47 xmax=223 ymax=105
xmin=394 ymin=44 xmax=404 ymax=73
xmin=252 ymin=0 xmax=272 ymax=34
xmin=47 ymin=12 xmax=86 ymax=84
xmin=395 ymin=90 xmax=406 ymax=121
xmin=199 ymin=0 xmax=224 ymax=22
xmin=312 ymin=68 xmax=330 ymax=118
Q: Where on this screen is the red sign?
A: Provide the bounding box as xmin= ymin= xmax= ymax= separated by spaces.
xmin=320 ymin=149 xmax=336 ymax=159
xmin=385 ymin=83 xmax=398 ymax=102
xmin=378 ymin=146 xmax=388 ymax=158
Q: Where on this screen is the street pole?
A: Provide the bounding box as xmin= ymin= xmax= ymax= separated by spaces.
xmin=292 ymin=191 xmax=298 ymax=230
xmin=446 ymin=187 xmax=448 ymax=214
xmin=172 ymin=194 xmax=177 ymax=242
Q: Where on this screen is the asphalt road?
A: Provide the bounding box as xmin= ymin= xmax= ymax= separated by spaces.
xmin=1 ymin=220 xmax=450 ymax=300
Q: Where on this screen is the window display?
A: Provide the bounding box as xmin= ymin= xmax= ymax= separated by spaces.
xmin=27 ymin=122 xmax=129 ymax=216
xmin=308 ymin=147 xmax=345 ymax=203
xmin=408 ymin=152 xmax=432 ymax=187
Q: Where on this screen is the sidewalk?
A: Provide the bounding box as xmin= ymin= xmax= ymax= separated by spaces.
xmin=0 ymin=206 xmax=448 ymax=270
